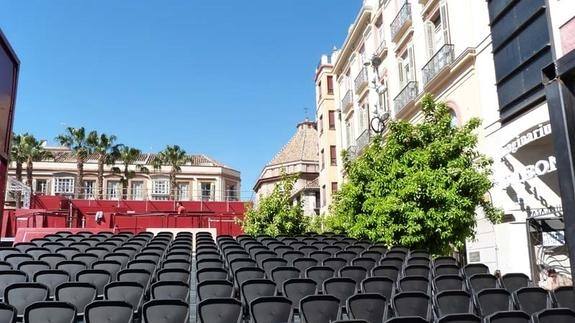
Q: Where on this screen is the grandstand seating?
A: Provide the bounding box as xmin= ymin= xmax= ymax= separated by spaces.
xmin=0 ymin=231 xmax=570 ymax=322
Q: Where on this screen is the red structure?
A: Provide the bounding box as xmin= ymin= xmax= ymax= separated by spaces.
xmin=2 ymin=195 xmax=246 ymax=241
xmin=0 ymin=29 xmax=19 ymax=223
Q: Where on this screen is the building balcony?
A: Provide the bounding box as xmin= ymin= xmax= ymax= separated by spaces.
xmin=341 ymin=89 xmax=353 ymax=112
xmin=346 ymin=145 xmax=358 ymax=159
xmin=390 ymin=2 xmax=412 ymax=42
xmin=354 ymin=68 xmax=369 ymax=94
xmin=357 ymin=128 xmax=371 ymax=152
xmin=394 ymin=81 xmax=418 ymax=115
xmin=422 ymin=44 xmax=455 ymax=85
xmin=375 ymin=39 xmax=388 ymax=58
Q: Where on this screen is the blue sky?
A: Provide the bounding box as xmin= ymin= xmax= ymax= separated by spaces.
xmin=0 ymin=0 xmax=361 ymax=198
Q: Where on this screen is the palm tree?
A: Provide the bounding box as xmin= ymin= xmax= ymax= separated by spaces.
xmin=112 ymin=145 xmax=148 ymax=199
xmin=10 ymin=133 xmax=28 ymax=207
xmin=152 ymin=145 xmax=189 ymax=200
xmin=56 ymin=127 xmax=91 ymax=198
xmin=87 ymin=131 xmax=119 ymax=199
xmin=23 ymin=135 xmax=52 ymax=188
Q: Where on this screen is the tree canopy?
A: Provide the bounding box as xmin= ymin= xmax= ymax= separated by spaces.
xmin=329 ymin=95 xmax=502 ymax=254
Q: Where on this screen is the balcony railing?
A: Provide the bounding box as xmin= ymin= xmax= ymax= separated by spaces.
xmin=390 ymin=2 xmax=412 ymax=41
xmin=354 ymin=68 xmax=369 ymax=94
xmin=341 ymin=89 xmax=353 ymax=111
xmin=375 ymin=39 xmax=387 ymax=57
xmin=394 ymin=81 xmax=418 ymax=114
xmin=357 ymin=128 xmax=371 ymax=152
xmin=346 ymin=145 xmax=358 ymax=159
xmin=422 ymin=44 xmax=455 ymax=85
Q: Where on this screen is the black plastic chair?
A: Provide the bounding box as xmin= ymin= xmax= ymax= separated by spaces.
xmin=293 ymin=258 xmax=318 ymax=273
xmin=56 ymin=247 xmax=81 ymax=260
xmin=92 ymin=260 xmax=122 ymax=279
xmin=513 ymin=287 xmax=551 ymax=316
xmin=104 ymin=281 xmax=144 ymax=317
xmin=434 ymin=264 xmax=461 ymax=277
xmin=56 ymin=260 xmax=87 ymax=281
xmin=250 ymin=296 xmax=292 ymax=323
xmin=468 ymin=273 xmax=498 ymax=293
xmin=553 ymin=286 xmax=575 ymax=311
xmin=433 ymin=275 xmax=466 ymax=292
xmin=282 ymin=278 xmax=317 ymax=310
xmin=403 ymin=265 xmax=430 ymax=279
xmin=347 ymin=293 xmax=386 ymax=323
xmin=485 ymin=310 xmax=530 ymax=323
xmin=5 ymin=254 xmax=34 ymax=269
xmin=142 ymin=299 xmax=189 ymax=323
xmin=434 ymin=290 xmax=474 ymax=318
xmin=39 ymin=254 xmax=67 ymax=269
xmin=161 ymin=259 xmax=191 ymax=270
xmin=24 ymin=301 xmax=76 ymax=323
xmin=361 ymin=276 xmax=395 ymax=301
xmin=323 ymin=277 xmax=357 ymax=307
xmin=0 ymin=270 xmax=27 ymax=301
xmin=72 ymin=253 xmax=99 ymax=267
xmin=462 ymin=263 xmax=489 ymax=278
xmin=476 ymin=288 xmax=514 ymax=317
xmin=0 ymin=303 xmax=16 ymax=323
xmin=501 ymin=273 xmax=530 ymax=294
xmin=27 ymin=247 xmax=50 ymax=260
xmin=283 ymin=251 xmax=305 ymax=266
xmin=156 ymin=268 xmax=189 ymax=283
xmin=229 ymin=258 xmax=258 ymax=274
xmin=372 ymin=265 xmax=400 ymax=282
xmin=398 ymin=276 xmax=430 ymax=293
xmin=0 ymin=248 xmax=20 ymax=261
xmin=198 ymin=267 xmax=228 ymax=282
xmin=197 ymin=258 xmax=224 ymax=271
xmin=323 ymin=257 xmax=348 ymax=272
xmin=55 ymin=282 xmax=97 ymax=317
xmin=33 ymin=270 xmax=70 ymax=298
xmin=18 ymin=260 xmax=51 ymax=280
xmin=339 ymin=266 xmax=368 ymax=287
xmin=84 ymin=300 xmax=134 ymax=323
xmin=198 ymin=297 xmax=242 ymax=323
xmin=391 ymin=291 xmax=431 ymax=320
xmin=4 ymin=282 xmax=49 ymax=318
xmin=306 ymin=266 xmax=335 ymax=291
xmin=379 ymin=257 xmax=404 ymax=269
xmin=271 ymin=267 xmax=300 ymax=292
xmin=436 ymin=314 xmax=481 ymax=323
xmin=103 ymin=253 xmax=130 ymax=268
xmin=76 ymin=269 xmax=111 ymax=297
xmin=384 ymin=317 xmax=429 ymax=323
xmin=151 ymin=280 xmax=190 ymax=301
xmin=336 ymin=251 xmax=357 ymax=264
xmin=262 ymin=258 xmax=288 ymax=278
xmin=241 ymin=279 xmax=277 ymax=309
xmin=433 ymin=256 xmax=459 ymax=267
xmin=535 ymin=308 xmax=575 ymax=323
xmin=197 ymin=279 xmax=233 ymax=301
xmin=299 ymin=294 xmax=340 ymax=323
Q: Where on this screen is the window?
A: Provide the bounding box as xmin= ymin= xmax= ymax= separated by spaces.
xmin=35 ymin=179 xmax=47 ymax=194
xmin=106 ymin=180 xmax=121 ymax=200
xmin=83 ymin=180 xmax=95 ymax=199
xmin=449 ymin=109 xmax=458 ymax=127
xmin=345 ymin=114 xmax=355 ymax=148
xmin=358 ymin=104 xmax=369 ymax=133
xmin=201 ymin=182 xmax=214 ymax=201
xmin=317 ymin=80 xmax=322 ymax=100
xmin=320 ymin=149 xmax=325 ymax=170
xmin=330 ymin=146 xmax=337 ymax=166
xmin=152 ymin=179 xmax=170 ymax=199
xmin=398 ymin=45 xmax=416 ymax=87
xmin=331 ymin=182 xmax=338 ymax=194
xmin=131 ymin=181 xmax=144 ymax=200
xmin=319 ymin=114 xmax=324 ymax=134
xmin=379 ymin=83 xmax=390 ymax=113
xmin=177 ymin=182 xmax=189 ymax=201
xmin=425 ymin=2 xmax=450 ymax=58
xmin=53 ymin=177 xmax=74 ymax=195
xmin=226 ymin=184 xmax=238 ymax=201
xmin=327 ymin=76 xmax=334 ymax=94
xmin=321 ymin=185 xmax=326 ymax=207
xmin=328 ymin=110 xmax=336 ymax=130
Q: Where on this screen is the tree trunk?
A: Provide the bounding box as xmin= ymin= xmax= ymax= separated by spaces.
xmin=77 ymin=159 xmax=84 ymax=199
xmin=15 ymin=162 xmax=22 ymax=208
xmin=97 ymin=155 xmax=104 ymax=200
xmin=170 ymin=168 xmax=177 ymax=200
xmin=26 ymin=157 xmax=33 ymax=188
xmin=121 ymin=164 xmax=129 ymax=200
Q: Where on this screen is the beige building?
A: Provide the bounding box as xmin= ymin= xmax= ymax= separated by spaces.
xmin=316 ymin=0 xmax=575 ymax=280
xmin=5 ymin=146 xmax=241 ymax=203
xmin=253 ymin=121 xmax=320 ymax=216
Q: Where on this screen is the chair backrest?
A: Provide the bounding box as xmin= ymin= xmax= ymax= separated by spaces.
xmin=435 ymin=290 xmax=474 ymax=317
xmin=156 ymin=268 xmax=189 ymax=283
xmin=151 ymin=281 xmax=190 ymax=301
xmin=197 ymin=267 xmax=228 ymax=282
xmin=300 ymin=295 xmax=340 ymax=323
xmin=4 ymin=282 xmax=49 ymax=315
xmin=118 ymin=268 xmax=151 ymax=287
xmin=339 ymin=266 xmax=367 ymax=286
xmin=403 ymin=265 xmax=430 ymax=279
xmin=271 ymin=267 xmax=301 ymax=291
xmin=92 ymin=260 xmax=122 ymax=279
xmin=142 ymin=299 xmax=189 ymax=323
xmin=553 ymin=286 xmax=575 ymax=311
xmin=485 ymin=310 xmax=530 ymax=323
xmin=306 ymin=266 xmax=335 ymax=290
xmin=361 ymin=276 xmax=395 ymax=301
xmin=323 ymin=257 xmax=347 ymax=272
xmin=56 ymin=261 xmax=86 ymax=281
xmin=392 ymin=291 xmax=431 ymax=320
xmin=250 ymin=296 xmax=292 ymax=323
xmin=161 ymin=259 xmax=191 ymax=270
xmin=398 ymin=276 xmax=430 ymax=293
xmin=198 ymin=297 xmax=242 ymax=323
xmin=433 ymin=274 xmax=466 ymax=293
xmin=282 ymin=278 xmax=317 ymax=309
xmin=33 ymin=270 xmax=70 ymax=297
xmin=262 ymin=258 xmax=288 ymax=277
xmin=513 ymin=287 xmax=550 ymax=316
xmin=241 ymin=279 xmax=277 ymax=307
xmin=18 ymin=260 xmax=50 ymax=279
xmin=197 ymin=280 xmax=233 ymax=301
xmin=55 ymin=282 xmax=97 ymax=315
xmin=104 ymin=281 xmax=144 ymax=311
xmin=501 ymin=273 xmax=530 ymax=294
xmin=434 ymin=264 xmax=461 ymax=277
xmin=433 ymin=256 xmax=459 ymax=267
xmin=0 ymin=303 xmax=15 ymax=323
xmin=468 ymin=273 xmax=498 ymax=293
xmin=352 ymin=257 xmax=377 ymax=272
xmin=85 ymin=300 xmax=133 ymax=323
xmin=536 ymin=308 xmax=575 ymax=323
xmin=229 ymin=258 xmax=257 ymax=274
xmin=24 ymin=301 xmax=76 ymax=323
xmin=346 ymin=293 xmax=386 ymax=323
xmin=76 ymin=269 xmax=111 ymax=296
xmin=0 ymin=270 xmax=27 ymax=299
xmin=463 ymin=263 xmax=489 ymax=277
xmin=72 ymin=253 xmax=99 ymax=267
xmin=335 ymin=251 xmax=357 ymax=264
xmin=283 ymin=251 xmax=305 ymax=265
xmin=379 ymin=256 xmax=404 ymax=269
xmin=437 ymin=313 xmax=481 ymax=323
xmin=372 ymin=265 xmax=400 ymax=282
xmin=477 ymin=288 xmax=513 ymax=317
xmin=323 ymin=277 xmax=357 ymax=306
xmin=293 ymin=258 xmax=318 ymax=273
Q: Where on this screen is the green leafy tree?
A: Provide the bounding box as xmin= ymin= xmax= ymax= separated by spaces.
xmin=112 ymin=145 xmax=149 ymax=199
xmin=10 ymin=133 xmax=29 ymax=207
xmin=87 ymin=131 xmax=119 ymax=199
xmin=23 ymin=135 xmax=52 ymax=188
xmin=152 ymin=145 xmax=189 ymax=200
xmin=330 ymin=95 xmax=502 ymax=254
xmin=56 ymin=127 xmax=91 ymax=198
xmin=242 ymin=174 xmax=308 ymax=236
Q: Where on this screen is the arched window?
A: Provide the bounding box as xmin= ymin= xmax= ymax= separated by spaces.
xmin=449 ymin=109 xmax=458 ymax=127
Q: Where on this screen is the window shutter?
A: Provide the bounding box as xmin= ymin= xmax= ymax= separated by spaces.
xmin=440 ymin=0 xmax=450 ymax=45
xmin=425 ymin=21 xmax=435 ymax=58
xmin=408 ymin=45 xmax=416 ymax=81
xmin=398 ymin=61 xmax=404 ymax=85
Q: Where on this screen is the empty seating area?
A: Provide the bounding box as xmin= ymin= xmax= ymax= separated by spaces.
xmin=197 ymin=233 xmax=575 ymax=323
xmin=0 ymin=230 xmax=191 ymax=322
xmin=0 ymin=230 xmax=573 ymax=322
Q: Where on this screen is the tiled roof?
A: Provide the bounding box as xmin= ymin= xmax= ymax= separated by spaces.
xmin=268 ymin=121 xmax=319 ymax=166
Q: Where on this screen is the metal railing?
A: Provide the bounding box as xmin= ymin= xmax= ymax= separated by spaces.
xmin=357 ymin=128 xmax=371 ymax=152
xmin=346 ymin=145 xmax=358 ymax=159
xmin=394 ymin=81 xmax=418 ymax=114
xmin=390 ymin=1 xmax=412 ymax=41
xmin=341 ymin=89 xmax=353 ymax=111
xmin=354 ymin=67 xmax=369 ymax=94
xmin=375 ymin=39 xmax=387 ymax=56
xmin=422 ymin=44 xmax=455 ymax=85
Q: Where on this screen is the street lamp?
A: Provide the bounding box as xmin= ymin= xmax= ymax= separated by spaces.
xmin=364 ymin=55 xmax=390 ymax=134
